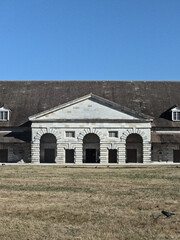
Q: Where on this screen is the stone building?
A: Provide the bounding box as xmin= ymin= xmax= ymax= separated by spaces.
xmin=0 ymin=81 xmax=180 ymax=164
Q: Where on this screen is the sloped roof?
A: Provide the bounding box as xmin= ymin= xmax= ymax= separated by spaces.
xmin=29 ymin=93 xmax=152 ymax=121
xmin=0 ymin=80 xmax=180 ymax=127
xmin=0 ymin=131 xmax=31 ymax=143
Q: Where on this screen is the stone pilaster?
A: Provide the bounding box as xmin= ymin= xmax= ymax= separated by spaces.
xmin=75 ymin=143 xmax=83 ymax=164
xmin=100 ymin=143 xmax=108 ymax=164
xmin=56 ymin=143 xmax=65 ymax=164
xmin=31 ymin=142 xmax=40 ymax=163
xmin=118 ymin=142 xmax=126 ymax=164
xmin=143 ymin=142 xmax=151 ymax=163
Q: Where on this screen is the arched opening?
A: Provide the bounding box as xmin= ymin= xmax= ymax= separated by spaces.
xmin=83 ymin=133 xmax=100 ymax=163
xmin=126 ymin=134 xmax=143 ymax=163
xmin=40 ymin=133 xmax=57 ymax=163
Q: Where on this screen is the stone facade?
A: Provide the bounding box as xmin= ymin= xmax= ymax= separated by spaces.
xmin=152 ymin=143 xmax=180 ymax=163
xmin=30 ymin=123 xmax=151 ymax=164
xmin=1 ymin=90 xmax=180 ymax=164
xmin=29 ymin=94 xmax=152 ymax=164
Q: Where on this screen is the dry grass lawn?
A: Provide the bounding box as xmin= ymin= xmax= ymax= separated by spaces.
xmin=0 ymin=165 xmax=179 ymax=240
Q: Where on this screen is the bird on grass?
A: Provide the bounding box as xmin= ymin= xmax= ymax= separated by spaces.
xmin=161 ymin=211 xmax=175 ymax=217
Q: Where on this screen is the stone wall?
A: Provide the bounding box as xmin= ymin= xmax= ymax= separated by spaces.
xmin=0 ymin=143 xmax=31 ymax=163
xmin=152 ymin=143 xmax=180 ymax=162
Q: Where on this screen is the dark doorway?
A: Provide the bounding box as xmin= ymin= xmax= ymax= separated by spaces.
xmin=83 ymin=133 xmax=100 ymax=163
xmin=126 ymin=149 xmax=137 ymax=163
xmin=108 ymin=150 xmax=117 ymax=163
xmin=126 ymin=134 xmax=143 ymax=163
xmin=173 ymin=150 xmax=180 ymax=163
xmin=86 ymin=149 xmax=97 ymax=163
xmin=66 ymin=149 xmax=74 ymax=163
xmin=44 ymin=149 xmax=55 ymax=163
xmin=0 ymin=149 xmax=8 ymax=162
xmin=40 ymin=134 xmax=57 ymax=163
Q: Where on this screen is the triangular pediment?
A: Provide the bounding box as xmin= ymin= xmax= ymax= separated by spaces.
xmin=29 ymin=94 xmax=152 ymax=121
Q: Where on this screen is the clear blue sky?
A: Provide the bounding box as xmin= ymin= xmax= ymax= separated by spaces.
xmin=0 ymin=0 xmax=180 ymax=81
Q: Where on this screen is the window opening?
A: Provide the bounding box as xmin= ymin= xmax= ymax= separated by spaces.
xmin=109 ymin=131 xmax=118 ymax=138
xmin=66 ymin=131 xmax=75 ymax=137
xmin=0 ymin=111 xmax=9 ymax=121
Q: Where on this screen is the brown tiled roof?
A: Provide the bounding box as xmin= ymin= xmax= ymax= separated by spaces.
xmin=0 ymin=80 xmax=180 ymax=127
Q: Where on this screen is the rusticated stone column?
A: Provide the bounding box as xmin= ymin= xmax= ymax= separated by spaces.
xmin=31 ymin=141 xmax=40 ymax=163
xmin=75 ymin=143 xmax=83 ymax=164
xmin=118 ymin=142 xmax=126 ymax=164
xmin=143 ymin=142 xmax=151 ymax=163
xmin=56 ymin=143 xmax=65 ymax=164
xmin=100 ymin=143 xmax=108 ymax=164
